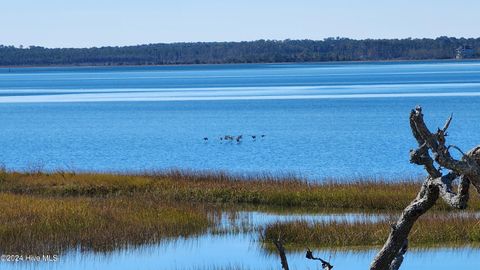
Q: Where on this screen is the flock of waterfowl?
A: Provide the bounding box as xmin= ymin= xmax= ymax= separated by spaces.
xmin=203 ymin=134 xmax=265 ymax=143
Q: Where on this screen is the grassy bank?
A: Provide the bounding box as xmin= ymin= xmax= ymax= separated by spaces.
xmin=1 ymin=170 xmax=479 ymax=211
xmin=1 ymin=169 xmax=479 ymax=252
xmin=263 ymin=214 xmax=480 ymax=249
xmin=0 ymin=193 xmax=211 ymax=253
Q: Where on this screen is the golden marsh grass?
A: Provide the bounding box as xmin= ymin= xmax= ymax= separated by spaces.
xmin=263 ymin=213 xmax=480 ymax=248
xmin=0 ymin=193 xmax=211 ymax=253
xmin=1 ymin=169 xmax=479 ymax=253
xmin=1 ymin=170 xmax=478 ymax=211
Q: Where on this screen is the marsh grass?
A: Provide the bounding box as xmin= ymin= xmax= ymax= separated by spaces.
xmin=1 ymin=169 xmax=479 ymax=253
xmin=0 ymin=170 xmax=478 ymax=211
xmin=0 ymin=193 xmax=211 ymax=254
xmin=262 ymin=213 xmax=480 ymax=249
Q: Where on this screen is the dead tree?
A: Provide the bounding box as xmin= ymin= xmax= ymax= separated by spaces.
xmin=272 ymin=237 xmax=334 ymax=270
xmin=272 ymin=237 xmax=290 ymax=270
xmin=306 ymin=248 xmax=334 ymax=270
xmin=370 ymin=106 xmax=480 ymax=270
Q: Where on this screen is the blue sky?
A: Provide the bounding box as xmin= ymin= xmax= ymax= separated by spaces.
xmin=1 ymin=0 xmax=480 ymax=48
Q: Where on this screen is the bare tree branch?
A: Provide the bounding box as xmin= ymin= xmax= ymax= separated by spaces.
xmin=408 ymin=108 xmax=441 ymax=178
xmin=273 ymin=237 xmax=289 ymax=270
xmin=371 ymin=106 xmax=480 ymax=270
xmin=447 ymin=145 xmax=466 ymax=156
xmin=432 ymin=173 xmax=470 ymax=209
xmin=441 ymin=113 xmax=453 ymax=133
xmin=306 ymin=248 xmax=333 ymax=270
xmin=410 ymin=107 xmax=480 ymax=176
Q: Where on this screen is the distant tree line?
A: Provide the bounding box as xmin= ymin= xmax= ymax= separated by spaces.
xmin=0 ymin=37 xmax=479 ymax=66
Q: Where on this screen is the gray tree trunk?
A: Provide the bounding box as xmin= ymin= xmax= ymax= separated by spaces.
xmin=370 ymin=106 xmax=480 ymax=270
xmin=273 ymin=237 xmax=290 ymax=270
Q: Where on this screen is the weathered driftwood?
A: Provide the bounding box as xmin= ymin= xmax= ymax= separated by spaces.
xmin=273 ymin=237 xmax=290 ymax=270
xmin=370 ymin=106 xmax=480 ymax=270
xmin=272 ymin=239 xmax=334 ymax=270
xmin=306 ymin=248 xmax=334 ymax=270
xmin=271 ymin=106 xmax=479 ymax=270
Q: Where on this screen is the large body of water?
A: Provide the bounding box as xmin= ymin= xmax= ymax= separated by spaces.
xmin=1 ymin=61 xmax=480 ymax=269
xmin=1 ymin=61 xmax=480 ymax=179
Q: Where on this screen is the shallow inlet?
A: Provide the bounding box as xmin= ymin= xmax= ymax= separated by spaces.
xmin=1 ymin=211 xmax=478 ymax=270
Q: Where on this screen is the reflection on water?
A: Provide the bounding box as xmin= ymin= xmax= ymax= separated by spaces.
xmin=2 ymin=235 xmax=478 ymax=270
xmin=215 ymin=211 xmax=390 ymax=233
xmin=1 ymin=211 xmax=478 ymax=270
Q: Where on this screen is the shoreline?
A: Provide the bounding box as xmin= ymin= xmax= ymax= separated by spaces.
xmin=0 ymin=58 xmax=478 ymax=70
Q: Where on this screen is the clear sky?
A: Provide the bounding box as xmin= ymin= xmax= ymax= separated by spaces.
xmin=1 ymin=0 xmax=480 ymax=48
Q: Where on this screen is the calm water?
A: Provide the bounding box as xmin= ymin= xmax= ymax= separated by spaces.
xmin=0 ymin=211 xmax=478 ymax=270
xmin=1 ymin=61 xmax=480 ymax=179
xmin=4 ymin=238 xmax=478 ymax=270
xmin=1 ymin=62 xmax=480 ymax=269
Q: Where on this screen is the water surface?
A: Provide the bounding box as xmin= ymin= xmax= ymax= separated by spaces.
xmin=1 ymin=61 xmax=480 ymax=179
xmin=0 ymin=211 xmax=478 ymax=270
